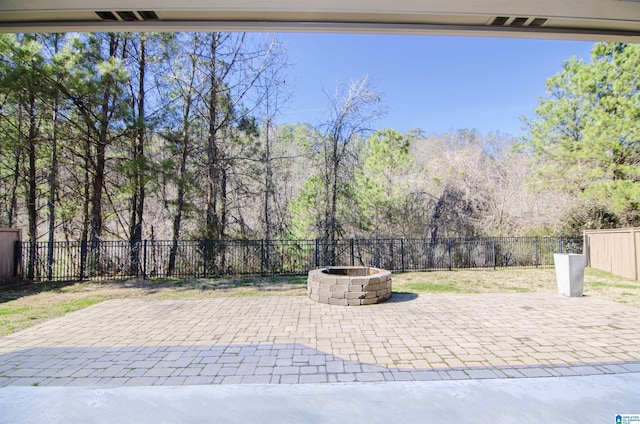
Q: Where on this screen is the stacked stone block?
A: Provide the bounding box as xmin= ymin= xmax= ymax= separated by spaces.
xmin=307 ymin=266 xmax=392 ymax=306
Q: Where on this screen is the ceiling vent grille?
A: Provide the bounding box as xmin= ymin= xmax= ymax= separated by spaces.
xmin=138 ymin=11 xmax=159 ymax=21
xmin=95 ymin=11 xmax=118 ymax=21
xmin=490 ymin=16 xmax=509 ymax=26
xmin=116 ymin=11 xmax=137 ymax=21
xmin=529 ymin=18 xmax=548 ymax=27
xmin=95 ymin=11 xmax=159 ymax=21
xmin=510 ymin=17 xmax=528 ymax=26
xmin=489 ymin=16 xmax=548 ymax=27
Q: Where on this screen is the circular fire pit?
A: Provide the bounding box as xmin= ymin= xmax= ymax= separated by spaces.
xmin=307 ymin=266 xmax=392 ymax=306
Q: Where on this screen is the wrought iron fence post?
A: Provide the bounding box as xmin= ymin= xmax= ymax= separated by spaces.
xmin=558 ymin=236 xmax=563 ymax=253
xmin=447 ymin=238 xmax=452 ymax=271
xmin=389 ymin=239 xmax=394 ymax=270
xmin=143 ymin=240 xmax=148 ymax=279
xmin=315 ymin=238 xmax=319 ymax=268
xmin=203 ymin=241 xmax=208 ymax=278
xmin=261 ymin=239 xmax=265 ymax=276
xmin=492 ymin=237 xmax=496 ymax=270
xmin=47 ymin=240 xmax=54 ymax=282
xmin=79 ymin=239 xmax=87 ymax=280
xmin=25 ymin=241 xmax=34 ymax=281
xmin=534 ymin=236 xmax=539 ymax=268
xmin=350 ymin=239 xmax=354 ymax=266
xmin=400 ymin=238 xmax=405 ymax=273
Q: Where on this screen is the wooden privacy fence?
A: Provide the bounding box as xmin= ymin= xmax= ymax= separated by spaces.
xmin=584 ymin=228 xmax=640 ymax=281
xmin=0 ymin=228 xmax=21 ymax=282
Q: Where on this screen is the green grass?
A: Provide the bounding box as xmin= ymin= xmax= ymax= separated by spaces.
xmin=55 ymin=298 xmax=104 ymax=313
xmin=588 ymin=281 xmax=640 ymax=290
xmin=156 ymin=288 xmax=267 ymax=299
xmin=398 ymin=281 xmax=471 ymax=293
xmin=585 ymin=268 xmax=627 ymax=279
xmin=502 ymin=287 xmax=533 ymax=292
xmin=1 ymin=268 xmax=638 ymax=338
xmin=391 ymin=268 xmax=640 ymax=308
xmin=0 ymin=296 xmax=105 ymax=337
xmin=397 ymin=279 xmax=532 ymax=294
xmin=0 ymin=305 xmax=30 ymax=316
xmin=153 ymin=275 xmax=307 ymax=299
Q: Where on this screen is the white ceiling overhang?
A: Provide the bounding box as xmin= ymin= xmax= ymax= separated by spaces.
xmin=0 ymin=0 xmax=640 ymax=41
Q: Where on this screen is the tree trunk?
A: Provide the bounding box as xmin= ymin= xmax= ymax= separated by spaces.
xmin=428 ymin=192 xmax=445 ymax=269
xmin=264 ymin=126 xmax=272 ymax=242
xmin=330 ymin=136 xmax=339 ymax=261
xmin=322 ymin=133 xmax=340 ymax=265
xmin=90 ymin=131 xmax=106 ymax=249
xmin=80 ymin=128 xmax=91 ymax=279
xmin=8 ymin=147 xmax=20 ymax=228
xmin=168 ymin=140 xmax=188 ymax=276
xmin=46 ymin=100 xmax=59 ymax=281
xmin=263 ymin=121 xmax=272 ymax=270
xmin=47 ymin=33 xmax=62 ymax=282
xmin=89 ymin=34 xmax=119 ymax=268
xmin=220 ymin=165 xmax=227 ymax=240
xmin=206 ymin=33 xmax=220 ymax=241
xmin=26 ymin=90 xmax=38 ymax=279
xmin=129 ymin=34 xmax=146 ymax=276
xmin=167 ymin=35 xmax=200 ymax=276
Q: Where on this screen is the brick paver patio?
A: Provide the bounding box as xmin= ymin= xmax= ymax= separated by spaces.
xmin=1 ymin=293 xmax=639 ymax=386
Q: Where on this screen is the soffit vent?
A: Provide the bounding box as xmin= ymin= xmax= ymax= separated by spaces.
xmin=490 ymin=16 xmax=509 ymax=26
xmin=95 ymin=11 xmax=118 ymax=21
xmin=137 ymin=11 xmax=159 ymax=21
xmin=116 ymin=11 xmax=137 ymax=21
xmin=95 ymin=11 xmax=159 ymax=21
xmin=529 ymin=18 xmax=548 ymax=27
xmin=489 ymin=16 xmax=548 ymax=27
xmin=510 ymin=17 xmax=528 ymax=26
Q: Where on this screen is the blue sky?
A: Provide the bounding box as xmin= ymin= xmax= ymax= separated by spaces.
xmin=275 ymin=33 xmax=595 ymax=138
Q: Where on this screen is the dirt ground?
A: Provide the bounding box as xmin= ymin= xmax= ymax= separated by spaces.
xmin=1 ymin=268 xmax=638 ymax=337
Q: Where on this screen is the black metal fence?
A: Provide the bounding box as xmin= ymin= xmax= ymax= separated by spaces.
xmin=15 ymin=236 xmax=582 ymax=282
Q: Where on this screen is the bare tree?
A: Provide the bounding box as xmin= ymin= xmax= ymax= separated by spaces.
xmin=164 ymin=33 xmax=203 ymax=276
xmin=200 ymin=32 xmax=278 ymax=242
xmin=255 ymin=37 xmax=290 ymax=243
xmin=320 ymin=76 xmax=383 ymax=262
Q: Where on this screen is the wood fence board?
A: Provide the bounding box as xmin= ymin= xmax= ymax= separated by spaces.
xmin=584 ymin=228 xmax=639 ymax=281
xmin=0 ymin=228 xmax=21 ymax=281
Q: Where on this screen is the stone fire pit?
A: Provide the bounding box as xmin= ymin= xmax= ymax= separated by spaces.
xmin=307 ymin=266 xmax=392 ymax=306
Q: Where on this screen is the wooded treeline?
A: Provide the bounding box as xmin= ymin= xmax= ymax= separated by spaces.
xmin=1 ymin=34 xmax=638 ymax=251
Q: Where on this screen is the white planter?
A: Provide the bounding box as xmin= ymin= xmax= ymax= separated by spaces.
xmin=553 ymin=253 xmax=584 ymax=297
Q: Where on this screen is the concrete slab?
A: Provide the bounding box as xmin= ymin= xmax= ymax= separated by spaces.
xmin=1 ymin=373 xmax=638 ymax=424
